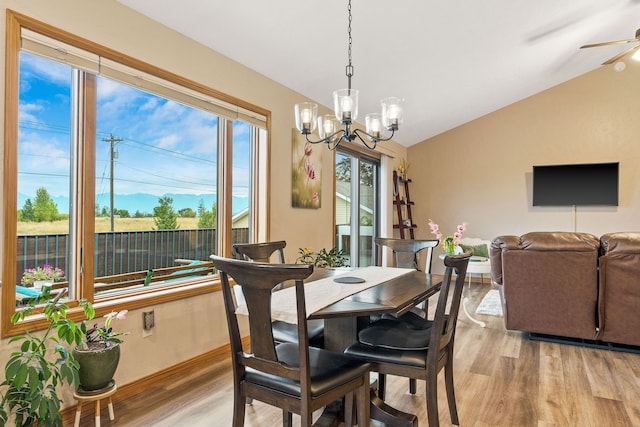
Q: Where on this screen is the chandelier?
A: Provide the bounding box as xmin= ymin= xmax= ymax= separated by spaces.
xmin=294 ymin=0 xmax=404 ymax=150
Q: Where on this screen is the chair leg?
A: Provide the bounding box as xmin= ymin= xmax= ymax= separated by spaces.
xmin=283 ymin=410 xmax=293 ymax=427
xmin=426 ymin=376 xmax=440 ymax=427
xmin=357 ymin=373 xmax=370 ymax=427
xmin=409 ymin=378 xmax=417 ymax=394
xmin=444 ymin=356 xmax=460 ymax=425
xmin=232 ymin=391 xmax=246 ymax=427
xmin=378 ymin=373 xmax=386 ymax=400
xmin=300 ymin=409 xmax=313 ymax=427
xmin=344 ymin=391 xmax=355 ymax=427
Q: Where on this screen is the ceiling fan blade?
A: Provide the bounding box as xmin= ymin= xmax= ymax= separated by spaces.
xmin=603 ymin=44 xmax=640 ymax=65
xmin=580 ymin=38 xmax=638 ymax=49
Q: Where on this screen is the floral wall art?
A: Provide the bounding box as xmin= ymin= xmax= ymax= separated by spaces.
xmin=291 ymin=130 xmax=322 ymax=208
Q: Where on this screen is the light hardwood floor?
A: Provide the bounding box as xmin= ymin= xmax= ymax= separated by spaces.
xmin=78 ymin=282 xmax=640 ymax=426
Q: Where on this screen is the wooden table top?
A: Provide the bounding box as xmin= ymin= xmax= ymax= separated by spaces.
xmin=307 ymin=268 xmax=443 ymax=320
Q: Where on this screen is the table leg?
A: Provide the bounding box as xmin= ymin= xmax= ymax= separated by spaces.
xmin=370 ymin=389 xmax=418 ymax=427
xmin=462 ymin=275 xmax=485 ymax=327
xmin=74 ymin=402 xmax=82 ymax=427
xmin=323 ymin=316 xmax=424 ymax=426
xmin=108 ymin=396 xmax=115 ymax=420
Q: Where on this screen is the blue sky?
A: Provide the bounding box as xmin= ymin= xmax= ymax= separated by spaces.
xmin=18 ymin=52 xmax=250 ymax=213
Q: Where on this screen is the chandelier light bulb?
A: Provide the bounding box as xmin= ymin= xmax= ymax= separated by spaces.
xmin=382 ymin=97 xmax=404 ymax=131
xmin=318 ymin=115 xmax=338 ymax=139
xmin=333 ymin=89 xmax=359 ymax=124
xmin=365 ymin=113 xmax=383 ymax=140
xmin=294 ymin=102 xmax=318 ymax=134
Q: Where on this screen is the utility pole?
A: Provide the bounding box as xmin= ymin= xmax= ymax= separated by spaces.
xmin=102 ymin=133 xmax=123 ymax=232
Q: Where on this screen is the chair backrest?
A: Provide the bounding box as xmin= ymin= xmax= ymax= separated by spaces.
xmin=375 ymin=237 xmax=439 ymax=272
xmin=210 ymin=255 xmax=313 ymax=380
xmin=428 ymin=251 xmax=472 ymax=356
xmin=232 ymin=240 xmax=286 ymax=263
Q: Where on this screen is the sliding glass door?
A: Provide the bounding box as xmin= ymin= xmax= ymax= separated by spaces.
xmin=335 ymin=149 xmax=379 ymax=267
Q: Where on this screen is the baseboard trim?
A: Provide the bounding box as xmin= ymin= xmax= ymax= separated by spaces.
xmin=62 ymin=337 xmax=248 ymax=423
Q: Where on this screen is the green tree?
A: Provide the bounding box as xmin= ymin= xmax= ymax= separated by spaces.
xmin=114 ymin=209 xmax=130 ymax=218
xmin=336 ymin=157 xmax=373 ymax=186
xmin=153 ymin=196 xmax=179 ymax=230
xmin=179 ymin=207 xmax=196 ymax=218
xmin=19 ymin=198 xmax=35 ymax=221
xmin=197 ymin=199 xmax=217 ymax=228
xmin=133 ymin=210 xmax=145 ymax=218
xmin=32 ymin=187 xmax=59 ymax=222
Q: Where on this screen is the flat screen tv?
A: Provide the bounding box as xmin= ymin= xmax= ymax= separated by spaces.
xmin=532 ymin=162 xmax=619 ymax=206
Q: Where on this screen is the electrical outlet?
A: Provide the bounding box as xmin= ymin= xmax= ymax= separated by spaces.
xmin=143 ymin=310 xmax=155 ymax=330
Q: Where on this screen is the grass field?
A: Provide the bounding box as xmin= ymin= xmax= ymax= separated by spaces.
xmin=17 ymin=217 xmax=201 ymax=235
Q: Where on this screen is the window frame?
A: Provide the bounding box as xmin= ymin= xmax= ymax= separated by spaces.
xmin=2 ymin=10 xmax=271 ymax=337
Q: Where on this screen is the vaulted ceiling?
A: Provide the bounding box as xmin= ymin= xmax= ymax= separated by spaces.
xmin=117 ymin=0 xmax=640 ymax=146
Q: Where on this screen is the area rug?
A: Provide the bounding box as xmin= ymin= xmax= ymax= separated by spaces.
xmin=475 ymin=289 xmax=503 ymax=317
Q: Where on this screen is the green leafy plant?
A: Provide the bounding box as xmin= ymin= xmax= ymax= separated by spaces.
xmin=0 ymin=288 xmax=94 ymax=426
xmin=80 ymin=309 xmax=128 ymax=351
xmin=296 ymin=247 xmax=350 ymax=268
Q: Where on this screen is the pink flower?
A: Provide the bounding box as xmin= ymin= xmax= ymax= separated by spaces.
xmin=312 ymin=192 xmax=319 ymax=204
xmin=428 ymin=219 xmax=443 ymax=241
xmin=428 ymin=219 xmax=467 ymax=245
xmin=304 ymin=159 xmax=316 ymax=180
xmin=304 ymin=142 xmax=312 ymax=156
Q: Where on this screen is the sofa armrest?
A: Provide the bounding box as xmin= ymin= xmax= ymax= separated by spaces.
xmin=490 ymin=235 xmax=520 ymax=284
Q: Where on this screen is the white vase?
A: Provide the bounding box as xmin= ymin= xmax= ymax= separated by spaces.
xmin=33 ymin=280 xmax=53 ymax=291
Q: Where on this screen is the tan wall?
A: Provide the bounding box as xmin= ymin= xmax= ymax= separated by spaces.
xmin=0 ymin=0 xmax=406 ymax=407
xmin=409 ymin=60 xmax=640 ymax=273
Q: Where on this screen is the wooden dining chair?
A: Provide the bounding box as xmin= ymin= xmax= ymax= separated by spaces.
xmin=210 ymin=255 xmax=370 ymax=427
xmin=232 ymin=241 xmax=324 ymax=348
xmin=232 ymin=240 xmax=286 ymax=263
xmin=344 ymin=251 xmax=472 ymax=427
xmin=374 ymin=237 xmax=439 ymax=396
xmin=375 ymin=237 xmax=439 ymax=319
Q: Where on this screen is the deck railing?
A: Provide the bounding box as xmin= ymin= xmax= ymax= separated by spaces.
xmin=15 ymin=228 xmax=249 ymax=285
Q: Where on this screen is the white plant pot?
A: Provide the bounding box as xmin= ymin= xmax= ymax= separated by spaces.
xmin=33 ymin=280 xmax=53 ymax=291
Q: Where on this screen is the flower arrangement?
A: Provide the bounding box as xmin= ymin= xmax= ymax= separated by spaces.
xmin=296 ymin=247 xmax=350 ymax=268
xmin=397 ymin=157 xmax=410 ymax=180
xmin=428 ymin=219 xmax=467 ymax=255
xmin=21 ymin=264 xmax=65 ymax=286
xmin=79 ymin=307 xmax=129 ymax=350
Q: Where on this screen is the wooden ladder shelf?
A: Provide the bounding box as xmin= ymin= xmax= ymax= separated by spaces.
xmin=393 ymin=170 xmax=416 ymax=239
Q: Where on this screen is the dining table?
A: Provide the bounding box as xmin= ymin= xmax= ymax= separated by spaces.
xmin=259 ymin=265 xmax=444 ymax=427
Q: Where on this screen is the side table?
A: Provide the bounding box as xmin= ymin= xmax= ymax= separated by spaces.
xmin=73 ymin=381 xmax=117 ymax=427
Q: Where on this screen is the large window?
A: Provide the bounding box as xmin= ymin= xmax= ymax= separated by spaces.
xmin=3 ymin=11 xmax=269 ymax=335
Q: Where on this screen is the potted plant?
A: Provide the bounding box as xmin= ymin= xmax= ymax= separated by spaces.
xmin=0 ymin=289 xmax=127 ymax=425
xmin=21 ymin=264 xmax=65 ymax=291
xmin=296 ymin=247 xmax=350 ymax=268
xmin=74 ymin=308 xmax=128 ymax=393
xmin=0 ymin=288 xmax=90 ymax=426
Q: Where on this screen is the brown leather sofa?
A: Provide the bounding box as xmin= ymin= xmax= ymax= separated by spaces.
xmin=490 ymin=231 xmax=640 ymax=347
xmin=490 ymin=232 xmax=600 ymax=340
xmin=598 ymin=232 xmax=640 ymax=346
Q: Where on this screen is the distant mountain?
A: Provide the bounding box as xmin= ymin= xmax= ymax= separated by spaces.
xmin=18 ymin=192 xmax=248 ymax=216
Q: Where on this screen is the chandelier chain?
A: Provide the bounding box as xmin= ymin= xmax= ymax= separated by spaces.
xmin=346 ymin=0 xmax=354 ymax=89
